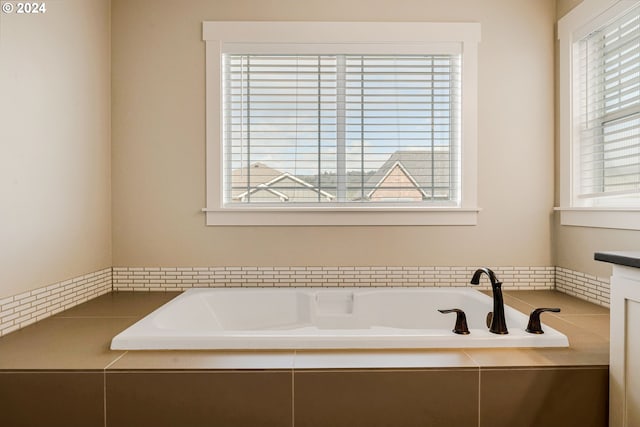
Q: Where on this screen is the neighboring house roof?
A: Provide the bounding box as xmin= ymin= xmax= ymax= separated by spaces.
xmin=232 ymin=151 xmax=450 ymax=202
xmin=368 ymin=161 xmax=430 ymax=199
xmin=365 ymin=149 xmax=451 ymax=199
xmin=232 ymin=163 xmax=335 ymax=202
xmin=231 ymin=162 xmax=283 ymax=197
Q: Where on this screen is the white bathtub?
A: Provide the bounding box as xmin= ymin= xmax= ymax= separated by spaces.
xmin=111 ymin=288 xmax=569 ymax=350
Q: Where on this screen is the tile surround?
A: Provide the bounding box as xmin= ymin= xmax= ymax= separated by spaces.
xmin=0 ymin=290 xmax=611 ymax=427
xmin=479 ymin=367 xmax=609 ymax=427
xmin=555 ymin=267 xmax=610 ymax=307
xmin=294 ymin=369 xmax=479 ymax=427
xmin=107 ymin=371 xmax=292 ymax=427
xmin=112 ymin=266 xmax=556 ymax=291
xmin=110 ymin=265 xmax=611 ymax=308
xmin=0 ymin=268 xmax=111 ymax=337
xmin=0 ymin=265 xmax=611 ymax=337
xmin=0 ymin=372 xmax=104 ymax=427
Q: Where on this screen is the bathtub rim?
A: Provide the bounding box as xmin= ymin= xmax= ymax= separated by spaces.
xmin=110 ymin=287 xmax=570 ymax=350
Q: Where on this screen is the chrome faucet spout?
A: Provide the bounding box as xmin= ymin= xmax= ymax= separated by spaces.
xmin=470 ymin=268 xmax=508 ymax=335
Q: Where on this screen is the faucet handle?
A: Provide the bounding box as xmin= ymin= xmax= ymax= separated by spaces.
xmin=438 ymin=309 xmax=470 ymax=335
xmin=526 ymin=308 xmax=561 ymax=334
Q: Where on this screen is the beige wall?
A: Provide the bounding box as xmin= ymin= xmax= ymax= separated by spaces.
xmin=553 ymin=0 xmax=640 ymax=278
xmin=111 ymin=0 xmax=556 ymax=267
xmin=0 ymin=0 xmax=112 ymax=298
xmin=1 ymin=0 xmax=629 ymax=297
xmin=556 ymin=0 xmax=584 ymax=19
xmin=555 ymin=218 xmax=640 ymax=277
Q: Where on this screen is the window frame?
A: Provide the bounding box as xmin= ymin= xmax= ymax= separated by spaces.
xmin=557 ymin=0 xmax=640 ymax=230
xmin=202 ymin=21 xmax=481 ymax=226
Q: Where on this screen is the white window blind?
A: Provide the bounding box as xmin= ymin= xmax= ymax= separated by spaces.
xmin=576 ymin=5 xmax=640 ymax=204
xmin=223 ymin=54 xmax=461 ymax=206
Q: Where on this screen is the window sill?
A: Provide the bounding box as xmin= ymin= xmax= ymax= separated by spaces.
xmin=555 ymin=207 xmax=640 ymax=231
xmin=202 ymin=207 xmax=481 ymax=226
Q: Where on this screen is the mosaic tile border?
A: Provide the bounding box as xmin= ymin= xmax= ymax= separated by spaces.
xmin=0 ymin=268 xmax=112 ymax=337
xmin=112 ymin=265 xmax=610 ymax=307
xmin=555 ymin=267 xmax=610 ymax=308
xmin=112 ymin=266 xmax=556 ymax=292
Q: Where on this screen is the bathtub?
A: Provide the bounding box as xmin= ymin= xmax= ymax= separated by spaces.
xmin=111 ymin=288 xmax=569 ymax=350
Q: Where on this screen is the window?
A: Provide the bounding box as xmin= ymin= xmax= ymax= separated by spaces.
xmin=577 ymin=6 xmax=640 ymax=205
xmin=558 ymin=0 xmax=640 ymax=230
xmin=225 ymin=54 xmax=460 ymax=205
xmin=203 ymin=22 xmax=480 ymax=225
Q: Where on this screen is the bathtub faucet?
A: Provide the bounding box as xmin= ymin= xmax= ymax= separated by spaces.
xmin=470 ymin=268 xmax=508 ymax=335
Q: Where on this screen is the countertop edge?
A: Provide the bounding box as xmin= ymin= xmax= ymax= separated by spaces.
xmin=595 ymin=251 xmax=640 ymax=269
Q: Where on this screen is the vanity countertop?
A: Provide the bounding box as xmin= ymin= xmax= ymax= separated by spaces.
xmin=595 ymin=251 xmax=640 ymax=269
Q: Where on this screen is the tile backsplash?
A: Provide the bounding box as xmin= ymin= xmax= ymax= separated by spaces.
xmin=0 ymin=268 xmax=111 ymax=337
xmin=555 ymin=267 xmax=610 ymax=308
xmin=112 ymin=266 xmax=556 ymax=292
xmin=0 ymin=265 xmax=610 ymax=337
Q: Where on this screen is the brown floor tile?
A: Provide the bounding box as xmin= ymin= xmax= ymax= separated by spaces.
xmin=464 ymin=343 xmax=608 ymax=367
xmin=532 ymin=346 xmax=609 ymax=366
xmin=0 ymin=317 xmax=130 ymax=369
xmin=500 ymin=293 xmax=536 ymax=315
xmin=293 ymin=349 xmax=477 ymax=369
xmin=480 ymin=367 xmax=609 ymax=427
xmin=504 ymin=291 xmax=609 ymax=315
xmin=464 ymin=313 xmax=609 ymax=368
xmin=0 ymin=372 xmax=103 ymax=427
xmin=55 ymin=291 xmax=180 ymax=318
xmin=109 ymin=349 xmax=295 ymax=370
xmin=106 ymin=371 xmax=292 ymax=427
xmin=294 ymin=369 xmax=478 ymax=427
xmin=559 ymin=314 xmax=610 ymax=340
xmin=464 ymin=348 xmax=562 ymax=367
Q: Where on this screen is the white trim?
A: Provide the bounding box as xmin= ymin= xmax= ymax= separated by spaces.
xmin=555 ymin=207 xmax=640 ymax=230
xmin=557 ymin=0 xmax=640 ymax=228
xmin=220 ymin=42 xmax=463 ymax=55
xmin=203 ymin=21 xmax=481 ymax=226
xmin=205 ymin=39 xmax=223 ymax=214
xmin=203 ymin=21 xmax=481 ymax=44
xmin=201 ymin=208 xmax=480 ymax=226
xmin=608 ymin=265 xmax=640 ymax=426
xmin=558 ymin=0 xmax=638 ymax=40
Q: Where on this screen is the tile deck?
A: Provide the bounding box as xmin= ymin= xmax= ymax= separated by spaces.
xmin=0 ymin=290 xmax=609 ymax=370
